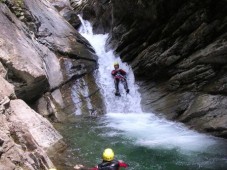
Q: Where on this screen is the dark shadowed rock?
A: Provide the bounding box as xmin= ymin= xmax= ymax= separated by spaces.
xmin=70 ymin=0 xmax=112 ymax=34
xmin=63 ymin=10 xmax=81 ymax=29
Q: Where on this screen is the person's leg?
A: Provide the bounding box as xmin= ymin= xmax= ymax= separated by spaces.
xmin=114 ymin=79 xmax=120 ymax=95
xmin=122 ymin=79 xmax=129 ymax=93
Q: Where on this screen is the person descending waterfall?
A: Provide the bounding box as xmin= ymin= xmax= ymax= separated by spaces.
xmin=74 ymin=148 xmax=128 ymax=170
xmin=111 ymin=62 xmax=129 ymax=96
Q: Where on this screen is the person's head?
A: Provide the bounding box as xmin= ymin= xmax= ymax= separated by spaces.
xmin=102 ymin=148 xmax=114 ymax=161
xmin=113 ymin=62 xmax=119 ymax=70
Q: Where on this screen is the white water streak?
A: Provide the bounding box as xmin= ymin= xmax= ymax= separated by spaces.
xmin=65 ymin=58 xmax=92 ymax=115
xmin=104 ymin=113 xmax=217 ymax=152
xmin=79 ymin=15 xmax=142 ymax=113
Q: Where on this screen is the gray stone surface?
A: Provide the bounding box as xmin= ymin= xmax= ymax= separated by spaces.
xmin=0 ymin=77 xmax=15 ymax=101
xmin=0 ymin=0 xmax=103 ymax=168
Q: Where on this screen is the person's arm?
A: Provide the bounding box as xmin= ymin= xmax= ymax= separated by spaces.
xmin=74 ymin=164 xmax=98 ymax=170
xmin=119 ymin=69 xmax=126 ymax=75
xmin=111 ymin=70 xmax=117 ymax=76
xmin=118 ymin=160 xmax=129 ymax=168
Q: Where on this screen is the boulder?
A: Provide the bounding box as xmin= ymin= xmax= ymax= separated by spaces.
xmin=9 ymin=99 xmax=66 ymax=153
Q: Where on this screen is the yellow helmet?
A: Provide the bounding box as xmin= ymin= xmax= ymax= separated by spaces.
xmin=113 ymin=62 xmax=119 ymax=66
xmin=102 ymin=148 xmax=114 ymax=161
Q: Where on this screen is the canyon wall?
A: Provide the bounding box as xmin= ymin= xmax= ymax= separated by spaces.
xmin=75 ymin=0 xmax=227 ymax=138
xmin=0 ymin=0 xmax=105 ymax=168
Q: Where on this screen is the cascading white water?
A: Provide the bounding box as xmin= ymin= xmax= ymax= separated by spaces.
xmin=78 ymin=16 xmax=225 ymax=153
xmin=79 ymin=15 xmax=142 ymax=113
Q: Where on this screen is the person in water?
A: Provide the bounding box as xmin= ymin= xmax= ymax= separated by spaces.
xmin=111 ymin=62 xmax=129 ymax=96
xmin=74 ymin=148 xmax=128 ymax=170
xmin=92 ymin=148 xmax=129 ymax=170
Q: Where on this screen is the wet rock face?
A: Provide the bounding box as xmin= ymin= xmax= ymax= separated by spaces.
xmin=0 ymin=0 xmax=105 ymax=168
xmin=0 ymin=4 xmax=49 ymax=102
xmin=0 ymin=0 xmax=106 ymax=116
xmin=0 ymin=74 xmax=65 ymax=169
xmin=80 ymin=0 xmax=227 ymax=137
xmin=0 ymin=0 xmax=102 ymax=119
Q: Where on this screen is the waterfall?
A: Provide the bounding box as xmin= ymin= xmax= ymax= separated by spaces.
xmin=77 ymin=16 xmax=223 ymax=153
xmin=78 ymin=15 xmax=142 ymax=113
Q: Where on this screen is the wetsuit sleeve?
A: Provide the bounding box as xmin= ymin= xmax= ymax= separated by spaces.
xmin=119 ymin=69 xmax=126 ymax=75
xmin=119 ymin=161 xmax=129 ymax=168
xmin=111 ymin=70 xmax=117 ymax=76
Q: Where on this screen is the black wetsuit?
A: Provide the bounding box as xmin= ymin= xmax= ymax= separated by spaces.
xmin=97 ymin=159 xmax=128 ymax=170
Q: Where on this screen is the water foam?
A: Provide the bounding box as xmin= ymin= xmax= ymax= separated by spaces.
xmin=104 ymin=112 xmax=216 ymax=152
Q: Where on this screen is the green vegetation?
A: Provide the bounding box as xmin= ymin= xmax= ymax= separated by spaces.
xmin=15 ymin=0 xmax=23 ymax=7
xmin=0 ymin=0 xmax=24 ymax=6
xmin=0 ymin=0 xmax=24 ymax=7
xmin=11 ymin=0 xmax=25 ymax=18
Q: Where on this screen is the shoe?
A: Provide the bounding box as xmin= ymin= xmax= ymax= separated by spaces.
xmin=126 ymin=89 xmax=129 ymax=93
xmin=115 ymin=91 xmax=120 ymax=96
